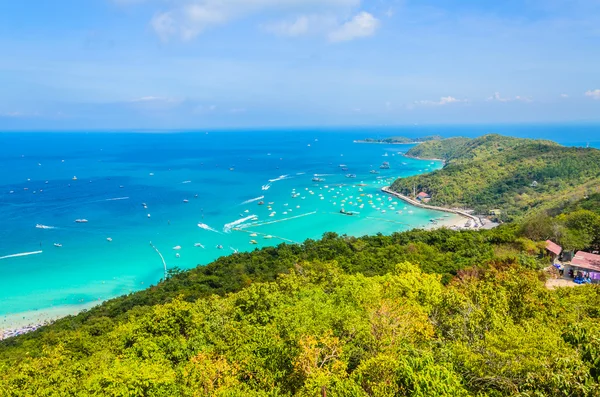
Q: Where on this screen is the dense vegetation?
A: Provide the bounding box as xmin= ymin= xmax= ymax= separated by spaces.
xmin=392 ymin=134 xmax=600 ymax=219
xmin=358 ymin=135 xmax=442 ymax=144
xmin=522 ymin=193 xmax=600 ymax=251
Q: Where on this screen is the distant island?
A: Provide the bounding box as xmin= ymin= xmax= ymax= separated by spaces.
xmin=354 ymin=135 xmax=442 ymax=144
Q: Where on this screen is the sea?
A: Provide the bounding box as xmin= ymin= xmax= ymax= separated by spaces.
xmin=0 ymin=124 xmax=598 ymax=328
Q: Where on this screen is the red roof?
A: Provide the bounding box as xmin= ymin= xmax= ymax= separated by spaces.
xmin=417 ymin=192 xmax=430 ymax=198
xmin=545 ymin=240 xmax=562 ymax=256
xmin=572 ymin=251 xmax=600 ymax=272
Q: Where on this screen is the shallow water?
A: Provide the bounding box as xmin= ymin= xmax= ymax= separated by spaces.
xmin=0 ymin=130 xmax=460 ymax=322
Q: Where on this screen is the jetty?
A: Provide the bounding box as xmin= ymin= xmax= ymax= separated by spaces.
xmin=381 ymin=186 xmax=482 ymax=228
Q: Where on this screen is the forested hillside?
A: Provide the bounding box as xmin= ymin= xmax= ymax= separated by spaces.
xmin=392 ymin=134 xmax=600 ymax=218
xmin=3 ymin=252 xmax=600 ymax=396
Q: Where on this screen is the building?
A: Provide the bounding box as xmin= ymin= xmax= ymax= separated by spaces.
xmin=567 ymin=251 xmax=600 ymax=283
xmin=546 ymin=240 xmax=562 ymax=264
xmin=416 ymin=192 xmax=431 ymax=203
xmin=531 ymin=181 xmax=539 ymax=187
xmin=572 ymin=251 xmax=600 ymax=272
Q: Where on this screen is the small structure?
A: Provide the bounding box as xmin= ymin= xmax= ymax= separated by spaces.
xmin=566 ymin=251 xmax=600 ymax=283
xmin=545 ymin=240 xmax=562 ymax=264
xmin=490 ymin=209 xmax=502 ymax=216
xmin=530 ymin=181 xmax=539 ymax=187
xmin=416 ymin=192 xmax=431 ymax=203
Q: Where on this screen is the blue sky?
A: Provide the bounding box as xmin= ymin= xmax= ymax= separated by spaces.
xmin=0 ymin=0 xmax=599 ymax=130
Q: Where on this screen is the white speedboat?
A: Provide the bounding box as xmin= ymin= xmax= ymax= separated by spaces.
xmin=74 ymin=219 xmax=88 ymax=223
xmin=54 ymin=243 xmax=62 ymax=248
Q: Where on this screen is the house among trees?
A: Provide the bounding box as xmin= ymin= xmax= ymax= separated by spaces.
xmin=531 ymin=181 xmax=539 ymax=187
xmin=545 ymin=240 xmax=562 ymax=264
xmin=565 ymin=251 xmax=600 ymax=283
xmin=416 ymin=192 xmax=431 ymax=203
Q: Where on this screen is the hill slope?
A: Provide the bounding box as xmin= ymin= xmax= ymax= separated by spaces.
xmin=4 ymin=254 xmax=600 ymax=396
xmin=392 ymin=134 xmax=600 ymax=218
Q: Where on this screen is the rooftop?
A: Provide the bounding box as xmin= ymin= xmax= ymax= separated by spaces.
xmin=572 ymin=251 xmax=600 ymax=272
xmin=546 ymin=240 xmax=562 ymax=256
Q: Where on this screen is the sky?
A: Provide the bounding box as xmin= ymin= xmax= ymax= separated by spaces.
xmin=0 ymin=0 xmax=599 ymax=130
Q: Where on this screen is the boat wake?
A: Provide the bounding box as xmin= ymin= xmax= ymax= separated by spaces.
xmin=197 ymin=223 xmax=222 ymax=234
xmin=313 ymin=174 xmax=332 ymax=177
xmin=268 ymin=175 xmax=291 ymax=183
xmin=0 ymin=251 xmax=43 ymax=261
xmin=105 ymin=197 xmax=130 ymax=201
xmin=242 ymin=196 xmax=264 ymax=205
xmin=35 ymin=224 xmax=55 ymax=230
xmin=182 ymin=181 xmax=192 ymax=184
xmin=262 ymin=184 xmax=271 ymax=191
xmin=223 ymin=215 xmax=258 ymax=233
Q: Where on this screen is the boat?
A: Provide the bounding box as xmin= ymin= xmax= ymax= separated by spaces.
xmin=230 ymin=167 xmax=235 ymax=171
xmin=53 ymin=243 xmax=62 ymax=248
xmin=216 ymin=245 xmax=224 ymax=249
xmin=346 ymin=174 xmax=356 ymax=178
xmin=107 ymin=237 xmax=113 ymax=242
xmin=147 ymin=214 xmax=151 ymax=218
xmin=379 ymin=162 xmax=390 ymax=169
xmin=194 ymin=243 xmax=205 ymax=248
xmin=258 ymin=201 xmax=264 ymax=205
xmin=370 ymin=170 xmax=379 ymax=174
xmin=312 ymin=177 xmax=325 ymax=182
xmin=183 ymin=199 xmax=189 ymax=203
xmin=173 ymin=246 xmax=182 ymax=250
xmin=72 ymin=176 xmax=78 ymax=181
xmin=36 ymin=224 xmax=54 ymax=229
xmin=74 ymin=219 xmax=88 ymax=223
xmin=264 ymin=235 xmax=273 ymax=239
xmin=383 ymin=152 xmax=389 ymax=157
xmin=341 ymin=167 xmax=349 ymax=171
xmin=250 ymin=240 xmax=258 ymax=245
xmin=175 ymin=253 xmax=180 ymax=258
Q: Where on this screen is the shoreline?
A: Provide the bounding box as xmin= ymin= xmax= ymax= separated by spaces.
xmin=403 ymin=154 xmax=446 ymax=163
xmin=0 ymin=301 xmax=101 ymax=340
xmin=381 ymin=186 xmax=482 ymax=228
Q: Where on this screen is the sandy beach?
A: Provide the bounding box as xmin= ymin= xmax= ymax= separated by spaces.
xmin=0 ymin=301 xmax=101 ymax=340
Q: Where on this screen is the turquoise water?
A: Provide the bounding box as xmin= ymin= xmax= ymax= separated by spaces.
xmin=0 ymin=130 xmax=458 ymax=319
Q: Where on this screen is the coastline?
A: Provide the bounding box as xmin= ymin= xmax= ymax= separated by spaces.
xmin=403 ymin=154 xmax=446 ymax=164
xmin=381 ymin=186 xmax=482 ymax=228
xmin=0 ymin=301 xmax=101 ymax=340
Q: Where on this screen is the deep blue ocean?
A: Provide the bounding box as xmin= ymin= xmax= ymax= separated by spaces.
xmin=0 ymin=124 xmax=598 ymax=328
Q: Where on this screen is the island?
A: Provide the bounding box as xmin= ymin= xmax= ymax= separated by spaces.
xmin=354 ymin=134 xmax=442 ymax=144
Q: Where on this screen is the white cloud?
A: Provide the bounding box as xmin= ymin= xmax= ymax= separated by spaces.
xmin=328 ymin=12 xmax=380 ymax=42
xmin=148 ymin=0 xmax=361 ymax=41
xmin=415 ymin=96 xmax=467 ymax=106
xmin=585 ymin=89 xmax=600 ymax=100
xmin=487 ymin=92 xmax=532 ymax=103
xmin=560 ymin=93 xmax=569 ymax=98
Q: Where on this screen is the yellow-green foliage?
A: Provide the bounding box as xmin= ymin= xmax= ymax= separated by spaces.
xmin=2 ymin=260 xmax=600 ymax=396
